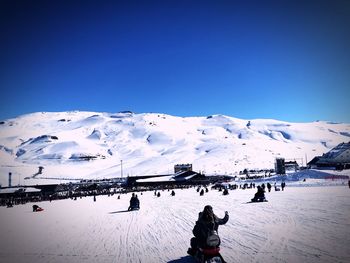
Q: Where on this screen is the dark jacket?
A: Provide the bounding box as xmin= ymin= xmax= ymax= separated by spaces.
xmin=192 ymin=212 xmax=229 ymax=248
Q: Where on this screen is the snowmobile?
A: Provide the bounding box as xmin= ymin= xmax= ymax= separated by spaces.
xmin=189 ymin=246 xmax=226 ymax=263
xmin=188 ymin=235 xmax=226 ymax=263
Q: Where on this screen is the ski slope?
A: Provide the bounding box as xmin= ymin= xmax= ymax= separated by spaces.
xmin=1 ymin=184 xmax=349 ymax=263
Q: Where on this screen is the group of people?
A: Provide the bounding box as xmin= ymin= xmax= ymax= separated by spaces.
xmin=126 ymin=182 xmax=287 ymax=261
xmin=251 ymin=181 xmax=286 ymax=202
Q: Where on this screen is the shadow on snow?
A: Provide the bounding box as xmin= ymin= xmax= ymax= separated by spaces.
xmin=108 ymin=210 xmax=131 ymax=214
xmin=167 ymin=255 xmax=194 ymax=263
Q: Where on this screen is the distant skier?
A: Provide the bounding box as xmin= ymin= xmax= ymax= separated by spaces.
xmin=200 ymin=189 xmax=204 ymax=196
xmin=157 ymin=192 xmax=161 ymax=197
xmin=223 ymin=188 xmax=229 ymax=195
xmin=171 ymin=190 xmax=175 ymax=196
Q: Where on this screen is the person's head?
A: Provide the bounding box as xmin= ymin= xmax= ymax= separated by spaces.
xmin=203 ymin=205 xmax=214 ymax=221
xmin=132 ymin=193 xmax=135 ymax=197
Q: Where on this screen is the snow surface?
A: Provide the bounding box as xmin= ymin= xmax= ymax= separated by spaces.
xmin=1 ymin=111 xmax=350 ymax=186
xmin=0 ymin=184 xmax=349 ymax=263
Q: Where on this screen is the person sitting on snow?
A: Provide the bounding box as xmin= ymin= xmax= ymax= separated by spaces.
xmin=251 ymin=185 xmax=266 ymax=202
xmin=128 ymin=193 xmax=139 ymax=210
xmin=32 ymin=204 xmax=43 ymax=212
xmin=188 ymin=205 xmax=229 ymax=255
xmin=134 ymin=194 xmax=140 ymax=209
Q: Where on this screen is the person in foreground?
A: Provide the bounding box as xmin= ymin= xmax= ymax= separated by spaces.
xmin=188 ymin=205 xmax=229 ymax=263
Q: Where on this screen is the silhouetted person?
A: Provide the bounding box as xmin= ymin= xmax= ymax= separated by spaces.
xmin=281 ymin=182 xmax=286 ymax=191
xmin=128 ymin=193 xmax=139 ymax=210
xmin=251 ymin=186 xmax=266 ymax=202
xmin=32 ymin=204 xmax=43 ymax=212
xmin=267 ymin=183 xmax=272 ymax=192
xmin=135 ymin=194 xmax=140 ymax=209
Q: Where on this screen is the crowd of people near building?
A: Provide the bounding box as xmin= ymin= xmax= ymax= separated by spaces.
xmin=7 ymin=178 xmax=350 ymax=209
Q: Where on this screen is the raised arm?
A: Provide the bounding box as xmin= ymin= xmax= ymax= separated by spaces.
xmin=216 ymin=211 xmax=229 ymax=225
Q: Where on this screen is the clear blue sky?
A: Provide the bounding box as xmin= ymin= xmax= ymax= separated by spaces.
xmin=1 ymin=0 xmax=349 ymax=122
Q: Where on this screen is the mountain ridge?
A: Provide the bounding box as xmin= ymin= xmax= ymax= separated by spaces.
xmin=0 ymin=111 xmax=349 ymax=185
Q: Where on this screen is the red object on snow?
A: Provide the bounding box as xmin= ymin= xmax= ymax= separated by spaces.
xmin=200 ymin=247 xmax=220 ymax=256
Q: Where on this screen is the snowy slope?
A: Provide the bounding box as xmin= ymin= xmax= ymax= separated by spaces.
xmin=0 ymin=111 xmax=349 ymax=186
xmin=0 ymin=185 xmax=349 ymax=263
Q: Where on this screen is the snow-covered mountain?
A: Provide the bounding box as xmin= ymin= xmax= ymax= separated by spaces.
xmin=0 ymin=111 xmax=349 ymax=186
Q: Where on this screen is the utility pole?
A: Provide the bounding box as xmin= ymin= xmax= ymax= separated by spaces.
xmin=8 ymin=172 xmax=12 ymax=187
xmin=120 ymin=160 xmax=123 ymax=178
